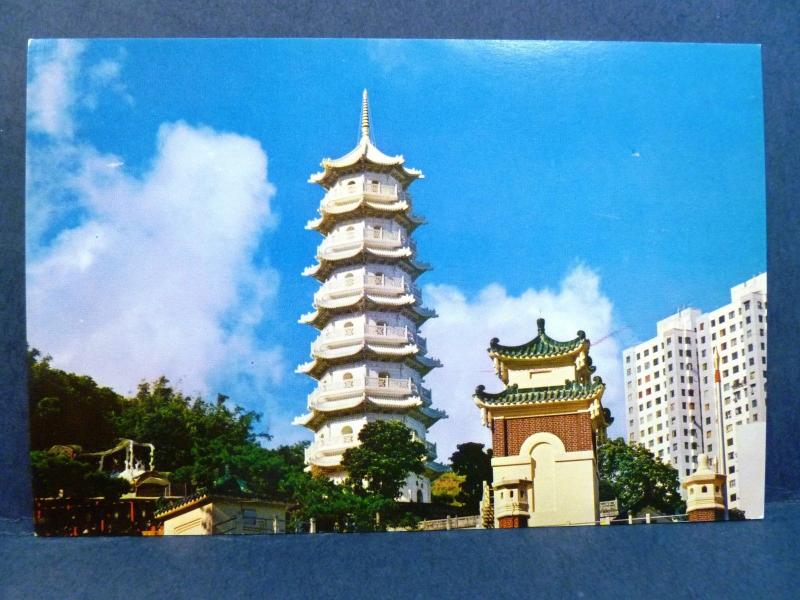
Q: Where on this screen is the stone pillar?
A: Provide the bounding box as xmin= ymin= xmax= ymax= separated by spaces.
xmin=682 ymin=454 xmax=727 ymax=522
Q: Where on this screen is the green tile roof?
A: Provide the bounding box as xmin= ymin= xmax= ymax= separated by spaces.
xmin=488 ymin=318 xmax=587 ymax=359
xmin=474 ymin=377 xmax=605 ymax=406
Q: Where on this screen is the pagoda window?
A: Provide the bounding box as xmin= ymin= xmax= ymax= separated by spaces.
xmin=375 ymin=320 xmax=387 ymax=336
xmin=345 ymin=225 xmax=356 ymax=239
xmin=344 ymin=272 xmax=355 ymax=287
xmin=343 ymin=372 xmax=354 ymax=388
xmin=341 ymin=425 xmax=353 ymax=442
xmin=343 ymin=321 xmax=354 ymax=336
xmin=371 ymin=225 xmax=383 ymax=239
xmin=378 ymin=371 xmax=390 ymax=387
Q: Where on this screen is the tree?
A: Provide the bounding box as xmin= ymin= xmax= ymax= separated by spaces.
xmin=27 ymin=354 xmax=311 ymax=503
xmin=449 ymin=442 xmax=493 ymax=512
xmin=114 ymin=377 xmax=285 ymax=496
xmin=289 ymin=473 xmax=389 ymax=532
xmin=30 ymin=450 xmax=129 ymax=500
xmin=341 ymin=421 xmax=426 ymax=501
xmin=28 ymin=348 xmax=124 ymax=451
xmin=597 ymin=437 xmax=684 ymax=516
xmin=114 ymin=378 xmax=195 ymax=474
xmin=431 ymin=472 xmax=465 ymax=506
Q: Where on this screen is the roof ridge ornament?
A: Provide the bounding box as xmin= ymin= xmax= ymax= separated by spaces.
xmin=361 ymin=89 xmax=370 ymax=140
xmin=537 ymin=318 xmax=545 ymax=335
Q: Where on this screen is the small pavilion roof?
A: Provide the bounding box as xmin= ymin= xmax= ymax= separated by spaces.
xmin=473 ymin=378 xmax=605 ymax=407
xmin=309 ymin=90 xmax=423 ymax=188
xmin=488 ymin=318 xmax=588 ymax=361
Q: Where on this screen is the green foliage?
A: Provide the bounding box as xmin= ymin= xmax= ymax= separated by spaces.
xmin=342 ymin=420 xmax=426 ymax=501
xmin=449 ymin=442 xmax=493 ymax=512
xmin=597 ymin=437 xmax=685 ymax=516
xmin=30 ymin=450 xmax=129 ymax=500
xmin=113 ymin=378 xmax=195 ymax=474
xmin=28 ymin=350 xmax=306 ymax=503
xmin=288 ymin=473 xmax=389 ymax=532
xmin=28 ymin=348 xmax=124 ymax=451
xmin=431 ymin=471 xmax=465 ymax=506
xmin=115 ymin=378 xmax=308 ymax=500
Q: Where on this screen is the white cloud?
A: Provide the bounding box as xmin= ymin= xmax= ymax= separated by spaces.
xmin=85 ymin=57 xmax=134 ymax=109
xmin=27 ymin=122 xmax=283 ymax=398
xmin=26 ymin=41 xmax=291 ymax=437
xmin=27 ymin=39 xmax=86 ymax=139
xmin=422 ymin=265 xmax=624 ymax=463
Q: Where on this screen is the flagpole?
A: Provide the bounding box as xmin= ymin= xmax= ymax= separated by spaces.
xmin=713 ymin=348 xmax=730 ymax=520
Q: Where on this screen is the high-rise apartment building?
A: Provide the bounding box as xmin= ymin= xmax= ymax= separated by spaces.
xmin=623 ymin=273 xmax=766 ymax=512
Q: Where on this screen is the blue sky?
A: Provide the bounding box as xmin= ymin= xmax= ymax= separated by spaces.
xmin=26 ymin=39 xmax=765 ymax=459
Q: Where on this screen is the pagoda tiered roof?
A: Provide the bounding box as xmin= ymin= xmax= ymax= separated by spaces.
xmin=489 ymin=318 xmax=589 ymax=362
xmin=293 ymin=398 xmax=446 ymax=431
xmin=296 ymin=344 xmax=442 ymax=380
xmin=309 ymin=91 xmax=423 ymax=189
xmin=299 ymin=296 xmax=437 ymax=329
xmin=306 ymin=209 xmax=426 ymax=236
xmin=303 ymin=248 xmax=431 ymax=281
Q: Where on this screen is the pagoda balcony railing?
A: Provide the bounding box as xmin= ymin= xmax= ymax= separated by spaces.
xmin=308 ymin=376 xmax=424 ymax=407
xmin=305 ymin=435 xmax=359 ymax=462
xmin=312 ymin=324 xmax=426 ymax=354
xmin=322 ymin=181 xmax=409 ymax=209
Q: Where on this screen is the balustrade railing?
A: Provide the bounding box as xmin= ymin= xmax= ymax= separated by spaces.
xmin=322 ymin=181 xmax=408 ymax=205
xmin=317 ymin=323 xmax=414 ymax=342
xmin=308 ymin=376 xmax=420 ymax=405
xmin=213 ymin=515 xmax=284 ymax=535
xmin=316 ymin=274 xmax=409 ymax=294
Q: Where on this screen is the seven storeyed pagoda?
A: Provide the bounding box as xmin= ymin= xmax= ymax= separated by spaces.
xmin=293 ymin=91 xmax=446 ymax=502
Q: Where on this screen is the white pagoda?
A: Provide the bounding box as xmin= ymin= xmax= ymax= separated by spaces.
xmin=293 ymin=90 xmax=446 ymax=502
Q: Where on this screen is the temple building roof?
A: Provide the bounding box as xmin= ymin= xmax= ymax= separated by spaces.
xmin=489 ymin=318 xmax=588 ymax=362
xmin=474 ymin=378 xmax=605 ymax=407
xmin=308 ymin=90 xmax=423 ymax=189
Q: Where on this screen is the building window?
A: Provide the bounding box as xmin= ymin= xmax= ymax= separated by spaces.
xmin=242 ymin=508 xmax=257 ymax=528
xmin=343 ymin=372 xmax=354 ymax=387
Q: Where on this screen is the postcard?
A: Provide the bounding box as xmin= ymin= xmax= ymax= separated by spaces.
xmin=25 ymin=38 xmax=766 ymax=535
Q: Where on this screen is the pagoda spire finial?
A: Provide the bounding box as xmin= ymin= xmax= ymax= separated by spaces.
xmin=361 ymin=89 xmax=370 ymax=140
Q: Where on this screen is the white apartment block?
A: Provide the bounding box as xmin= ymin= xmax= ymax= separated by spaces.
xmin=623 ymin=273 xmax=767 ymax=513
